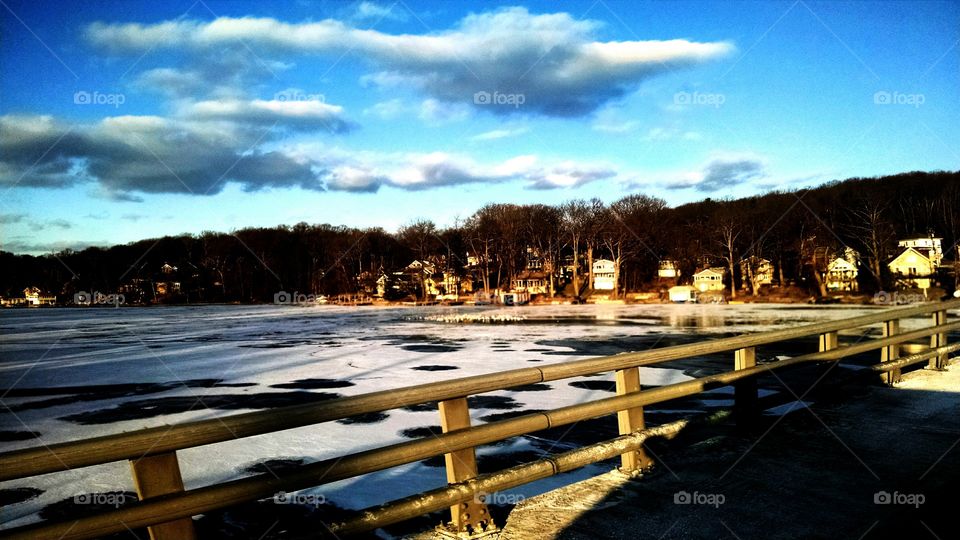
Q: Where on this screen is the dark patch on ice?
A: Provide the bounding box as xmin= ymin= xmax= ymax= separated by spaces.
xmin=525 ymin=348 xmax=555 ymax=352
xmin=59 ymin=392 xmax=342 ymax=424
xmin=410 ymin=364 xmax=459 ymax=371
xmin=535 ymin=334 xmax=720 ymax=356
xmin=526 ymin=358 xmax=544 ymax=362
xmin=244 ymin=458 xmax=305 ymax=476
xmin=0 ymin=430 xmax=41 ymax=441
xmin=401 ymin=395 xmax=520 ymax=413
xmin=5 ymin=379 xmax=256 ymax=412
xmin=270 ymin=378 xmax=355 ymax=389
xmin=361 ymin=333 xmax=466 ymax=353
xmin=480 ymin=409 xmax=546 ymax=423
xmin=400 ymin=426 xmax=443 ymax=439
xmin=568 ymin=380 xmax=617 ymax=392
xmin=469 ymin=395 xmax=521 ymax=410
xmin=506 ymin=383 xmax=552 ymax=392
xmin=336 ymin=411 xmax=390 ymax=425
xmin=38 ymin=491 xmax=142 ymax=534
xmin=0 ymin=487 xmax=43 ymax=506
xmin=401 ymin=402 xmax=438 ymax=412
xmin=401 ymin=344 xmax=460 ymax=353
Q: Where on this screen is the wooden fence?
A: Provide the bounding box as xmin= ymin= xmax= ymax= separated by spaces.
xmin=1 ymin=299 xmax=958 ymax=539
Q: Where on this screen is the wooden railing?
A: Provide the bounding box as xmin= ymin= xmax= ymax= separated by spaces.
xmin=1 ymin=299 xmax=958 ymax=539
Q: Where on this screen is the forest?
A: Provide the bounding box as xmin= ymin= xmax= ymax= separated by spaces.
xmin=1 ymin=170 xmax=958 ymax=303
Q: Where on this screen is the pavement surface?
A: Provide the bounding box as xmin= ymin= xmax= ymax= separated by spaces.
xmin=496 ymin=362 xmax=960 ymax=540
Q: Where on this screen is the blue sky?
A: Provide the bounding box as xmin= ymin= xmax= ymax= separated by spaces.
xmin=1 ymin=0 xmax=957 ymax=255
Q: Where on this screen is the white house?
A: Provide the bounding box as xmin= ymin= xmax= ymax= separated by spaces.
xmin=23 ymin=287 xmax=56 ymax=306
xmin=592 ymin=259 xmax=616 ymax=290
xmin=826 ymin=257 xmax=859 ymax=292
xmin=668 ymin=285 xmax=697 ymax=303
xmin=657 ymin=260 xmax=681 ymax=279
xmin=693 ymin=268 xmax=726 ymax=292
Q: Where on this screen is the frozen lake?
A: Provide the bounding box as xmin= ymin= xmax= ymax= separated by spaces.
xmin=0 ymin=303 xmax=909 ymax=531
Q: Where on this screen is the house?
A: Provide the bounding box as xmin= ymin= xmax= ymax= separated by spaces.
xmin=888 ymin=248 xmax=939 ymax=289
xmin=668 ymin=285 xmax=697 ymax=303
xmin=826 ymin=248 xmax=859 ymax=292
xmin=693 ymin=268 xmax=726 ymax=292
xmin=896 ymin=235 xmax=943 ymax=267
xmin=23 ymin=287 xmax=56 ymax=306
xmin=888 ymin=235 xmax=943 ymax=289
xmin=658 ymin=260 xmax=681 ymax=279
xmin=592 ymin=259 xmax=616 ymax=290
xmin=739 ymin=257 xmax=774 ymax=289
xmin=512 ymin=270 xmax=549 ymax=295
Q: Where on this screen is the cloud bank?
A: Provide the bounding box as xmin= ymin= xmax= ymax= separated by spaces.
xmin=86 ymin=7 xmax=733 ymax=116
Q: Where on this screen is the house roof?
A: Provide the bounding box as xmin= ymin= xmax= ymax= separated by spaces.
xmin=514 ymin=271 xmax=547 ymax=280
xmin=694 ymin=267 xmax=725 ymax=278
xmin=888 ymin=247 xmax=935 ymax=268
xmin=828 ymin=258 xmax=857 ymax=271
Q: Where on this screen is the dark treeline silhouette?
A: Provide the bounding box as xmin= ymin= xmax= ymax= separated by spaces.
xmin=1 ymin=170 xmax=958 ymax=303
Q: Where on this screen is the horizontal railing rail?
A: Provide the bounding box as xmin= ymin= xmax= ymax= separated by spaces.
xmin=1 ymin=298 xmax=957 ymax=539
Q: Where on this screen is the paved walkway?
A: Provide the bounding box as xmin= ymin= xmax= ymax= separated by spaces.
xmin=498 ymin=363 xmax=960 ymax=539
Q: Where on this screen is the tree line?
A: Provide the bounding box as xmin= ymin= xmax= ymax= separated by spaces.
xmin=1 ymin=170 xmax=958 ymax=303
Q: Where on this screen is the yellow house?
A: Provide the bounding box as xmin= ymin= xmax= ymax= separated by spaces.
xmin=693 ymin=268 xmax=726 ymax=292
xmin=888 ymin=247 xmax=938 ymax=289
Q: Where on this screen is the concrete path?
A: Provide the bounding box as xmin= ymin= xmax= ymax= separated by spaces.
xmin=498 ymin=364 xmax=960 ymax=540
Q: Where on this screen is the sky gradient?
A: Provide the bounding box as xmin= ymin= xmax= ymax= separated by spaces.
xmin=1 ymin=0 xmax=958 ymax=255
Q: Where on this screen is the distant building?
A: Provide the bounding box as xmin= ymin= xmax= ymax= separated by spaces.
xmin=668 ymin=285 xmax=697 ymax=303
xmin=658 ymin=260 xmax=681 ymax=279
xmin=23 ymin=287 xmax=56 ymax=306
xmin=896 ymin=235 xmax=943 ymax=267
xmin=739 ymin=257 xmax=774 ymax=289
xmin=512 ymin=271 xmax=548 ymax=295
xmin=889 ymin=235 xmax=942 ymax=289
xmin=693 ymin=268 xmax=726 ymax=292
xmin=826 ymin=248 xmax=859 ymax=292
xmin=592 ymin=259 xmax=616 ymax=290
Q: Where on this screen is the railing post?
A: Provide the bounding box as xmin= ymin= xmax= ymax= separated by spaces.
xmin=881 ymin=319 xmax=901 ymax=384
xmin=734 ymin=347 xmax=758 ymax=427
xmin=436 ymin=397 xmax=496 ymax=538
xmin=129 ymin=452 xmax=196 ymax=540
xmin=930 ymin=310 xmax=947 ymax=370
xmin=819 ymin=331 xmax=838 ymax=352
xmin=614 ymin=367 xmax=653 ymax=473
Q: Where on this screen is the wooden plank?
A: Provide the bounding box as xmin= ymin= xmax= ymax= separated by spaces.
xmin=734 ymin=347 xmax=758 ymax=427
xmin=930 ymin=311 xmax=947 ymax=370
xmin=437 ymin=398 xmax=493 ymax=534
xmin=614 ymin=367 xmax=653 ymax=472
xmin=882 ymin=319 xmax=901 ymax=384
xmin=819 ymin=331 xmax=838 ymax=352
xmin=129 ymin=452 xmax=196 ymax=540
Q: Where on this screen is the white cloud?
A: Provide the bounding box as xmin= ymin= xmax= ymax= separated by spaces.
xmin=87 ymin=8 xmax=733 ymax=117
xmin=470 ymin=126 xmax=529 ymax=141
xmin=418 ymin=98 xmax=471 ymax=124
xmin=363 ymin=98 xmax=408 ymax=119
xmin=183 ymin=98 xmax=353 ymax=132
